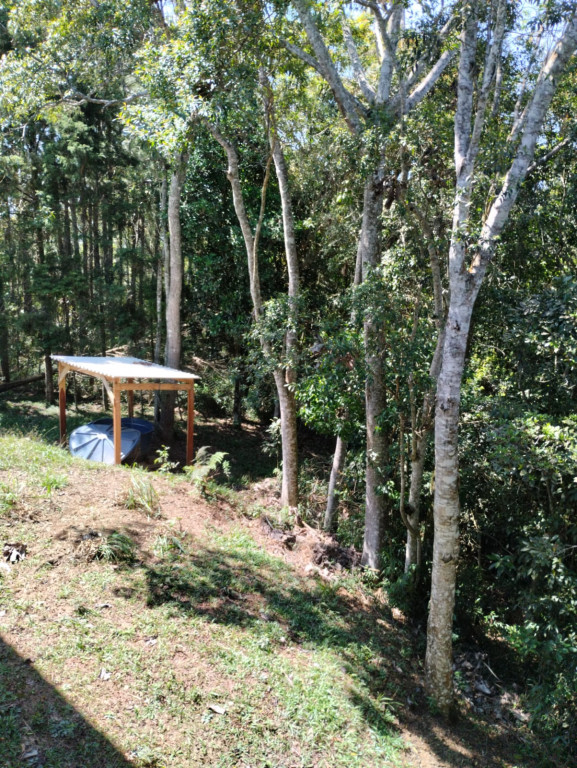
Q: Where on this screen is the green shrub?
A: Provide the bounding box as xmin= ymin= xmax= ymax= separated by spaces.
xmin=95 ymin=531 xmax=137 ymax=563
xmin=183 ymin=446 xmax=230 ymax=496
xmin=125 ymin=475 xmax=161 ymax=517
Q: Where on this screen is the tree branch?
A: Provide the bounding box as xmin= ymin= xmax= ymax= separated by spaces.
xmin=341 ymin=17 xmax=375 ymax=103
xmin=454 ymin=6 xmax=478 ymax=177
xmin=375 ymin=2 xmax=403 ymax=105
xmin=472 ymin=10 xmax=577 ymax=282
xmin=292 ymin=0 xmax=364 ymax=134
xmin=402 ymin=12 xmax=458 ymax=96
xmin=466 ymin=0 xmax=507 ymax=169
xmin=63 ymin=89 xmax=148 ymax=108
xmin=527 ymin=135 xmax=572 ymax=174
xmin=403 ymin=46 xmax=456 ymax=115
xmin=282 ymin=40 xmax=325 ymax=76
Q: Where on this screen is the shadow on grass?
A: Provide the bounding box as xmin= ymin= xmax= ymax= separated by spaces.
xmin=159 ymin=418 xmax=277 ymax=486
xmin=0 ymin=393 xmax=93 ymax=442
xmin=140 ymin=544 xmax=541 ymax=768
xmin=0 ymin=637 xmax=131 ymax=767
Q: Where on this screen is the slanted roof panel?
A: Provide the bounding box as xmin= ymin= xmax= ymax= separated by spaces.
xmin=52 ymin=355 xmax=200 ymax=381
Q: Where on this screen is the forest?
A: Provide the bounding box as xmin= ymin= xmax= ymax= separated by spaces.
xmin=0 ymin=1 xmax=576 ymax=766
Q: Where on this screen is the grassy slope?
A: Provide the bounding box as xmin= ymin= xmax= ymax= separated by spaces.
xmin=0 ymin=411 xmax=407 ymax=768
xmin=0 ymin=395 xmax=550 ymax=768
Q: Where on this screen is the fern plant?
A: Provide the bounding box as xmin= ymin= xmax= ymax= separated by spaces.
xmin=183 ymin=446 xmax=230 ymax=497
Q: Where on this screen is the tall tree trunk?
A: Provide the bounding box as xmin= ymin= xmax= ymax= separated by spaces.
xmin=31 ymin=168 xmax=54 ymax=404
xmin=130 ymin=223 xmax=137 ymax=301
xmin=70 ymin=199 xmax=80 ymax=264
xmin=160 ymin=152 xmax=188 ymax=438
xmin=273 ymin=369 xmax=299 ymax=510
xmin=425 ymin=307 xmax=470 ymax=716
xmin=138 ymin=215 xmax=145 ymax=310
xmin=232 ymin=371 xmax=243 ymax=427
xmin=154 ymin=232 xmax=163 ymax=365
xmin=0 ymin=272 xmax=10 ymax=383
xmin=155 ymin=173 xmax=169 ymax=423
xmin=207 ymin=114 xmax=299 ymax=509
xmin=425 ymin=4 xmax=577 ymax=716
xmin=44 ymin=353 xmax=54 ymax=405
xmin=92 ymin=201 xmax=100 ymax=277
xmin=405 ymin=431 xmax=426 ymax=571
xmin=270 ymin=137 xmax=300 ymax=510
xmin=324 ymin=436 xmax=347 ymax=531
xmin=359 ymin=170 xmax=387 ymax=569
xmin=103 ymin=211 xmax=113 ymax=285
xmin=81 ymin=197 xmax=90 ymax=296
xmin=63 ymin=199 xmax=72 ymax=263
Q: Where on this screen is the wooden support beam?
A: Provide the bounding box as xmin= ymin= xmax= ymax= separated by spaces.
xmin=127 ymin=378 xmax=134 ymax=419
xmin=113 ymin=381 xmax=122 ymax=465
xmin=116 ymin=381 xmax=191 ymax=392
xmin=186 ymin=383 xmax=195 ymax=465
xmin=99 ymin=376 xmax=115 ymax=404
xmin=58 ymin=362 xmax=68 ymax=446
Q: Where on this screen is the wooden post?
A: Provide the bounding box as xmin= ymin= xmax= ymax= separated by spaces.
xmin=127 ymin=378 xmax=134 ymax=419
xmin=186 ymin=383 xmax=195 ymax=465
xmin=112 ymin=380 xmax=122 ymax=465
xmin=58 ymin=363 xmax=67 ymax=446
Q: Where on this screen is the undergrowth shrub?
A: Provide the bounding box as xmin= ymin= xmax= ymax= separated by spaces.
xmin=183 ymin=446 xmax=230 ymax=497
xmin=0 ymin=481 xmax=20 ymax=515
xmin=125 ymin=475 xmax=161 ymax=517
xmin=95 ymin=531 xmax=136 ymax=563
xmin=459 ymin=394 xmax=577 ymax=758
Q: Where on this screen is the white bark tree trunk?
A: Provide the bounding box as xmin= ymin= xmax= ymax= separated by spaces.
xmin=160 ymin=151 xmax=188 ymax=438
xmin=273 ymin=369 xmax=299 ymax=509
xmin=405 ymin=430 xmax=426 ymax=571
xmin=425 ymin=302 xmax=470 ymax=716
xmin=425 ymin=4 xmax=577 ymax=716
xmin=207 ymin=116 xmax=300 ymax=509
xmin=270 ymin=135 xmax=300 ymax=510
xmin=324 ymin=435 xmax=347 ymax=531
xmin=359 ymin=171 xmax=387 ymax=569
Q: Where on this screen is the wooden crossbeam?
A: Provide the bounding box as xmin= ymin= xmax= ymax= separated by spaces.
xmin=114 ymin=382 xmax=192 ymax=392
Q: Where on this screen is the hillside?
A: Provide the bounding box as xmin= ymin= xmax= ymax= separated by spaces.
xmin=0 ymin=399 xmax=549 ymax=768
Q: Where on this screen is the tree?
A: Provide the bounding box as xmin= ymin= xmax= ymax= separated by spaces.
xmin=286 ymin=0 xmax=456 ymax=566
xmin=425 ymin=1 xmax=577 ymax=717
xmin=126 ymin=0 xmax=303 ymax=503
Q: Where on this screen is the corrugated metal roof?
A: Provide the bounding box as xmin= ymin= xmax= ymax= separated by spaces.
xmin=52 ymin=355 xmax=200 ymax=381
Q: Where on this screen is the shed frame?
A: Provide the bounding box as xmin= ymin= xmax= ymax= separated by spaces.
xmin=51 ymin=355 xmax=200 ymax=465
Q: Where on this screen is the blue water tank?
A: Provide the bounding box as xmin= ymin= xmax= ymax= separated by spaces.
xmin=92 ymin=417 xmax=155 ymax=455
xmin=120 ymin=418 xmax=155 ymax=455
xmin=69 ymin=423 xmax=141 ymax=464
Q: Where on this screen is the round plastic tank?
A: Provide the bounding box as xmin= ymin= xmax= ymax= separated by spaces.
xmin=69 ymin=423 xmax=141 ymax=464
xmin=120 ymin=418 xmax=155 ymax=455
xmin=92 ymin=417 xmax=154 ymax=455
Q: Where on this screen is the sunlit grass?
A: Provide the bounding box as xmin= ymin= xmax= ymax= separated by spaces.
xmin=0 ymin=429 xmax=405 ymax=767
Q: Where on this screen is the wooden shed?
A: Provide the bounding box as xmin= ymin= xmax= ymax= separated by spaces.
xmin=52 ymin=355 xmax=200 ymax=465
